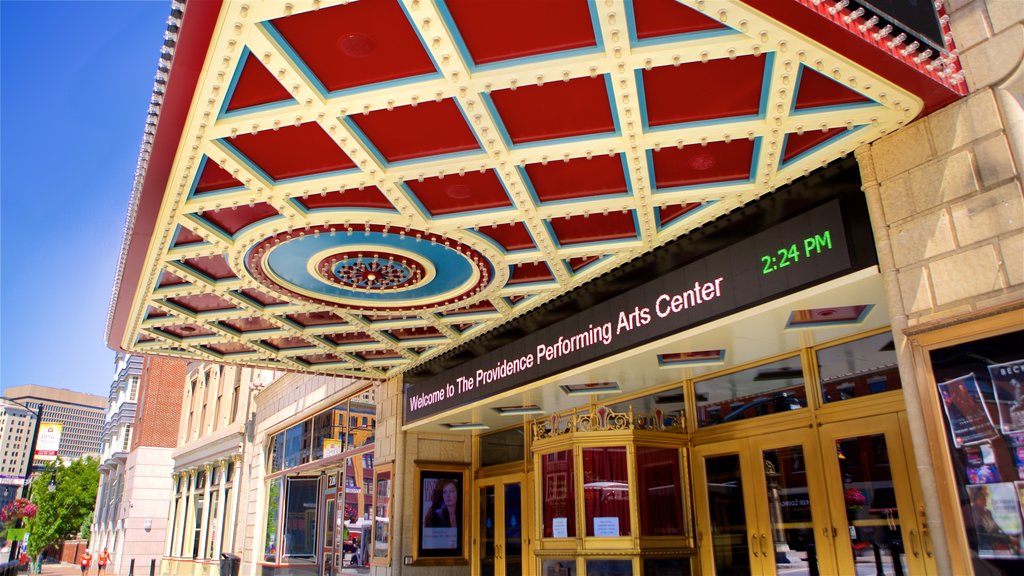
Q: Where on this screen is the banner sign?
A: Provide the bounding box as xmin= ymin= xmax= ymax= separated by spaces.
xmin=34 ymin=422 xmax=62 ymax=461
xmin=405 ymin=200 xmax=859 ymax=423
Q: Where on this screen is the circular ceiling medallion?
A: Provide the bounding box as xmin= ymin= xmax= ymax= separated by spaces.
xmin=338 ymin=33 xmax=374 ymax=58
xmin=245 ymin=224 xmax=493 ymax=312
xmin=445 ymin=184 xmax=472 ymax=199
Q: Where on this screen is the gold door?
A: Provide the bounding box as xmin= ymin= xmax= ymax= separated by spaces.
xmin=693 ymin=429 xmax=835 ymax=575
xmin=477 ymin=474 xmax=526 ymax=576
xmin=819 ymin=413 xmax=937 ymax=575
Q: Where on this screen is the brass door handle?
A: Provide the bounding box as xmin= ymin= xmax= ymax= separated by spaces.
xmin=751 ymin=534 xmax=760 ymax=557
xmin=760 ymin=533 xmax=768 ymax=557
xmin=909 ymin=529 xmax=921 ymax=558
xmin=923 ymin=528 xmax=934 ymax=558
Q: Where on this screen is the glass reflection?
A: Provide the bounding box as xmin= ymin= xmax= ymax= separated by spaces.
xmin=696 ymin=357 xmax=806 ymax=427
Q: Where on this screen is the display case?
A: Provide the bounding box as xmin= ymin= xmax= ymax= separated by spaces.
xmin=531 ymin=404 xmax=695 ymax=575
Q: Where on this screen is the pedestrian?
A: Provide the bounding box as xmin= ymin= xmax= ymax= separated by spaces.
xmin=97 ymin=549 xmax=110 ymax=576
xmin=80 ymin=549 xmax=93 ymax=576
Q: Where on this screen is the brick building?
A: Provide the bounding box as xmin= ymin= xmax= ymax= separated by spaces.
xmin=92 ymin=354 xmax=187 ymax=574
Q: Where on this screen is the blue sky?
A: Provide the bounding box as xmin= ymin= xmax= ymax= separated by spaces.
xmin=1 ymin=1 xmax=170 ymax=397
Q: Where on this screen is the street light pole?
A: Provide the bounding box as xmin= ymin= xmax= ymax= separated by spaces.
xmin=1 ymin=397 xmax=45 ymax=562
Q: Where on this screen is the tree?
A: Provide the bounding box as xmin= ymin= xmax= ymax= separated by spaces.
xmin=24 ymin=457 xmax=99 ymax=559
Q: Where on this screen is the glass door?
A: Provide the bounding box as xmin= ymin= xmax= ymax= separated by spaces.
xmin=693 ymin=431 xmax=834 ymax=575
xmin=819 ymin=414 xmax=936 ymax=575
xmin=477 ymin=474 xmax=524 ymax=576
xmin=321 ymin=486 xmax=336 ymax=576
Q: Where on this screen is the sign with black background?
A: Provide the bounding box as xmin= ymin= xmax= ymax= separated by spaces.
xmin=405 ymin=200 xmax=857 ymax=424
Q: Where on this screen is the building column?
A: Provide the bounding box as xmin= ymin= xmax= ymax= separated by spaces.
xmin=177 ymin=469 xmax=196 ymax=558
xmin=213 ymin=459 xmax=228 ymax=558
xmin=93 ymin=470 xmax=108 ymax=538
xmin=228 ymin=454 xmax=242 ymax=553
xmin=855 ymin=146 xmax=952 ymax=575
xmin=197 ymin=463 xmax=213 ymax=560
xmin=164 ymin=472 xmax=179 ymax=557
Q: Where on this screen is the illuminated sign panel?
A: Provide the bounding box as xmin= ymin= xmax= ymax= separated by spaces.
xmin=405 ymin=200 xmax=857 ymax=423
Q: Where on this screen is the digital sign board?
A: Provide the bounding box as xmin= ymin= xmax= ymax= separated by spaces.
xmin=404 ymin=200 xmax=860 ymax=424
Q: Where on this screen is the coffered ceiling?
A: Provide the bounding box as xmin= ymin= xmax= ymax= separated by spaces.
xmin=107 ymin=0 xmax=964 ymax=378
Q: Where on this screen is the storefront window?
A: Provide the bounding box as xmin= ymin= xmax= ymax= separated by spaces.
xmin=542 ymin=450 xmax=575 ymax=538
xmin=265 ymin=478 xmax=282 ymax=562
xmin=585 ymin=559 xmax=632 ymax=575
xmin=479 ymin=426 xmax=525 ymax=467
xmin=583 ymin=447 xmax=631 ymax=537
xmin=284 ymin=477 xmax=318 ymax=558
xmin=268 ymin=432 xmax=284 ymax=473
xmin=641 ymin=558 xmax=689 ymax=575
xmin=541 ymin=559 xmax=576 ymax=576
xmin=372 ymin=468 xmax=392 ymax=561
xmin=312 ymin=405 xmax=347 ymax=461
xmin=348 ymin=398 xmax=376 ymax=450
xmin=695 ymin=356 xmax=806 ymax=427
xmin=283 ymin=421 xmax=310 ymax=469
xmin=930 ymin=329 xmax=1023 ymax=574
xmin=636 ymin=446 xmax=683 ymax=536
xmin=818 ymin=331 xmax=901 ymax=403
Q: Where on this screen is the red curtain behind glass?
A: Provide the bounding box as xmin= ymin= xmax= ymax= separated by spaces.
xmin=582 ymin=447 xmax=631 ymax=536
xmin=636 ymin=446 xmax=683 ymax=535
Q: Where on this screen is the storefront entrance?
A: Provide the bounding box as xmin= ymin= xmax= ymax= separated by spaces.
xmin=692 ymin=412 xmax=937 ymax=575
xmin=477 ymin=474 xmax=526 ymax=576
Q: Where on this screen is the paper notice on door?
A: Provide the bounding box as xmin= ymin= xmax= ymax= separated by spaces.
xmin=552 ymin=517 xmax=568 ymax=538
xmin=594 ymin=517 xmax=620 ymax=537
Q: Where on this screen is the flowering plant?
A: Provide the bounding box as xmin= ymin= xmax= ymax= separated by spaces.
xmin=1 ymin=498 xmax=38 ymax=522
xmin=844 ymin=488 xmax=866 ymax=512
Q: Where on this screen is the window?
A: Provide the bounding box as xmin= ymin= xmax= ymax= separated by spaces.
xmin=283 ymin=422 xmax=310 ymax=469
xmin=542 ymin=450 xmax=575 ymax=538
xmin=818 ymin=330 xmax=901 ymax=403
xmin=122 ymin=425 xmax=132 ymax=451
xmin=230 ymin=377 xmax=241 ymax=425
xmin=695 ymin=356 xmax=806 ymax=427
xmin=128 ymin=376 xmax=140 ymax=402
xmin=283 ymin=477 xmax=318 ymax=558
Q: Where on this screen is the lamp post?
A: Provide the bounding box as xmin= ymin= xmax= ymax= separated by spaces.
xmin=1 ymin=397 xmax=45 ymax=562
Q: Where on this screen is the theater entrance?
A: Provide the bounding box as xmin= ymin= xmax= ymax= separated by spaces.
xmin=692 ymin=411 xmax=936 ymax=575
xmin=477 ymin=474 xmax=526 ymax=576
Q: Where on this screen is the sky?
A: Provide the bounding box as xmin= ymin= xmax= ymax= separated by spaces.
xmin=1 ymin=1 xmax=171 ymax=398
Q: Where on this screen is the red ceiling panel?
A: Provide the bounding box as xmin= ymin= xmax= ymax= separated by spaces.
xmin=263 ymin=336 xmax=312 ymax=350
xmin=286 ymin=311 xmax=346 ymax=327
xmin=405 ymin=169 xmax=511 ymax=216
xmin=508 ymin=262 xmax=554 ymax=285
xmin=441 ymin=300 xmax=497 ymax=316
xmin=194 ymin=158 xmax=244 ymax=194
xmin=651 ymin=139 xmax=755 ymax=189
xmin=566 ymin=255 xmax=601 ymax=272
xmin=657 ymin=202 xmax=703 ymax=227
xmin=525 ymin=154 xmax=627 ymax=202
xmin=158 ymin=271 xmax=190 ymax=288
xmin=794 ymin=67 xmax=872 ymax=110
xmin=199 ymin=202 xmax=280 ymax=236
xmin=324 ymin=331 xmax=376 ymax=345
xmin=783 ymin=127 xmax=847 ymax=163
xmin=642 ymin=56 xmax=765 ymax=127
xmin=228 ymin=122 xmax=355 ymax=181
xmin=172 ymin=226 xmax=205 ymax=247
xmin=160 ymin=323 xmax=216 ymax=338
xmin=225 ymin=52 xmax=293 ymax=112
xmin=145 ymin=306 xmax=169 ymax=319
xmin=350 ymin=99 xmax=479 ymax=163
xmin=475 ymin=222 xmax=535 ymax=252
xmin=238 ymin=288 xmax=287 ymax=307
xmin=295 ymin=186 xmax=395 ymax=211
xmin=549 ymin=211 xmax=637 ymax=246
xmin=443 ymin=0 xmax=596 ymax=65
xmin=204 ymin=342 xmax=253 ymax=355
xmin=489 ymin=75 xmax=615 ymax=144
xmin=299 ymin=353 xmax=348 ymax=365
xmin=221 ymin=317 xmax=278 ymax=333
xmin=389 ymin=326 xmax=443 ymax=341
xmin=167 ymin=294 xmax=238 ymax=313
xmin=270 ymin=0 xmax=435 ymax=92
xmin=181 ymin=255 xmax=238 ymax=280
xmin=632 ymin=0 xmax=729 ymax=40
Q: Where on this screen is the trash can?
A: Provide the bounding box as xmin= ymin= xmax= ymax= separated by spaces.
xmin=219 ymin=554 xmax=240 ymax=576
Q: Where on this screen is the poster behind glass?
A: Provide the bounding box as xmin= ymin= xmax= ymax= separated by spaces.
xmin=931 ymin=330 xmax=1024 ymax=572
xmin=417 ymin=469 xmax=464 ymax=558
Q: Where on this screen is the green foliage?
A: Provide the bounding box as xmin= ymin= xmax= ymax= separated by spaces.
xmin=24 ymin=457 xmax=100 ymax=558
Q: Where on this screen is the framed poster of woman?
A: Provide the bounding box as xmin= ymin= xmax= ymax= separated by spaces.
xmin=413 ymin=463 xmax=468 ymax=563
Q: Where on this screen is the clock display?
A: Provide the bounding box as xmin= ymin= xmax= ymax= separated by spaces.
xmin=761 ymin=231 xmax=834 ymax=274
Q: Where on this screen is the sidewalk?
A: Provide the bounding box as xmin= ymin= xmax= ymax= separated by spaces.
xmin=36 ymin=564 xmax=117 ymax=576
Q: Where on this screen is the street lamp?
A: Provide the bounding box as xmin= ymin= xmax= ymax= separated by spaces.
xmin=1 ymin=397 xmax=45 ymax=562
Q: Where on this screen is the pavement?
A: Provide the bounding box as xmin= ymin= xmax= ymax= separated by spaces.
xmin=29 ymin=564 xmax=115 ymax=576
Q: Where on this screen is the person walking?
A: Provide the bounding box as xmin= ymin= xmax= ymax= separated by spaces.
xmin=80 ymin=549 xmax=93 ymax=576
xmin=97 ymin=549 xmax=110 ymax=576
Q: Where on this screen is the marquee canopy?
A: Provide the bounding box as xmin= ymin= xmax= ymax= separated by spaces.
xmin=107 ymin=0 xmax=964 ymax=379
